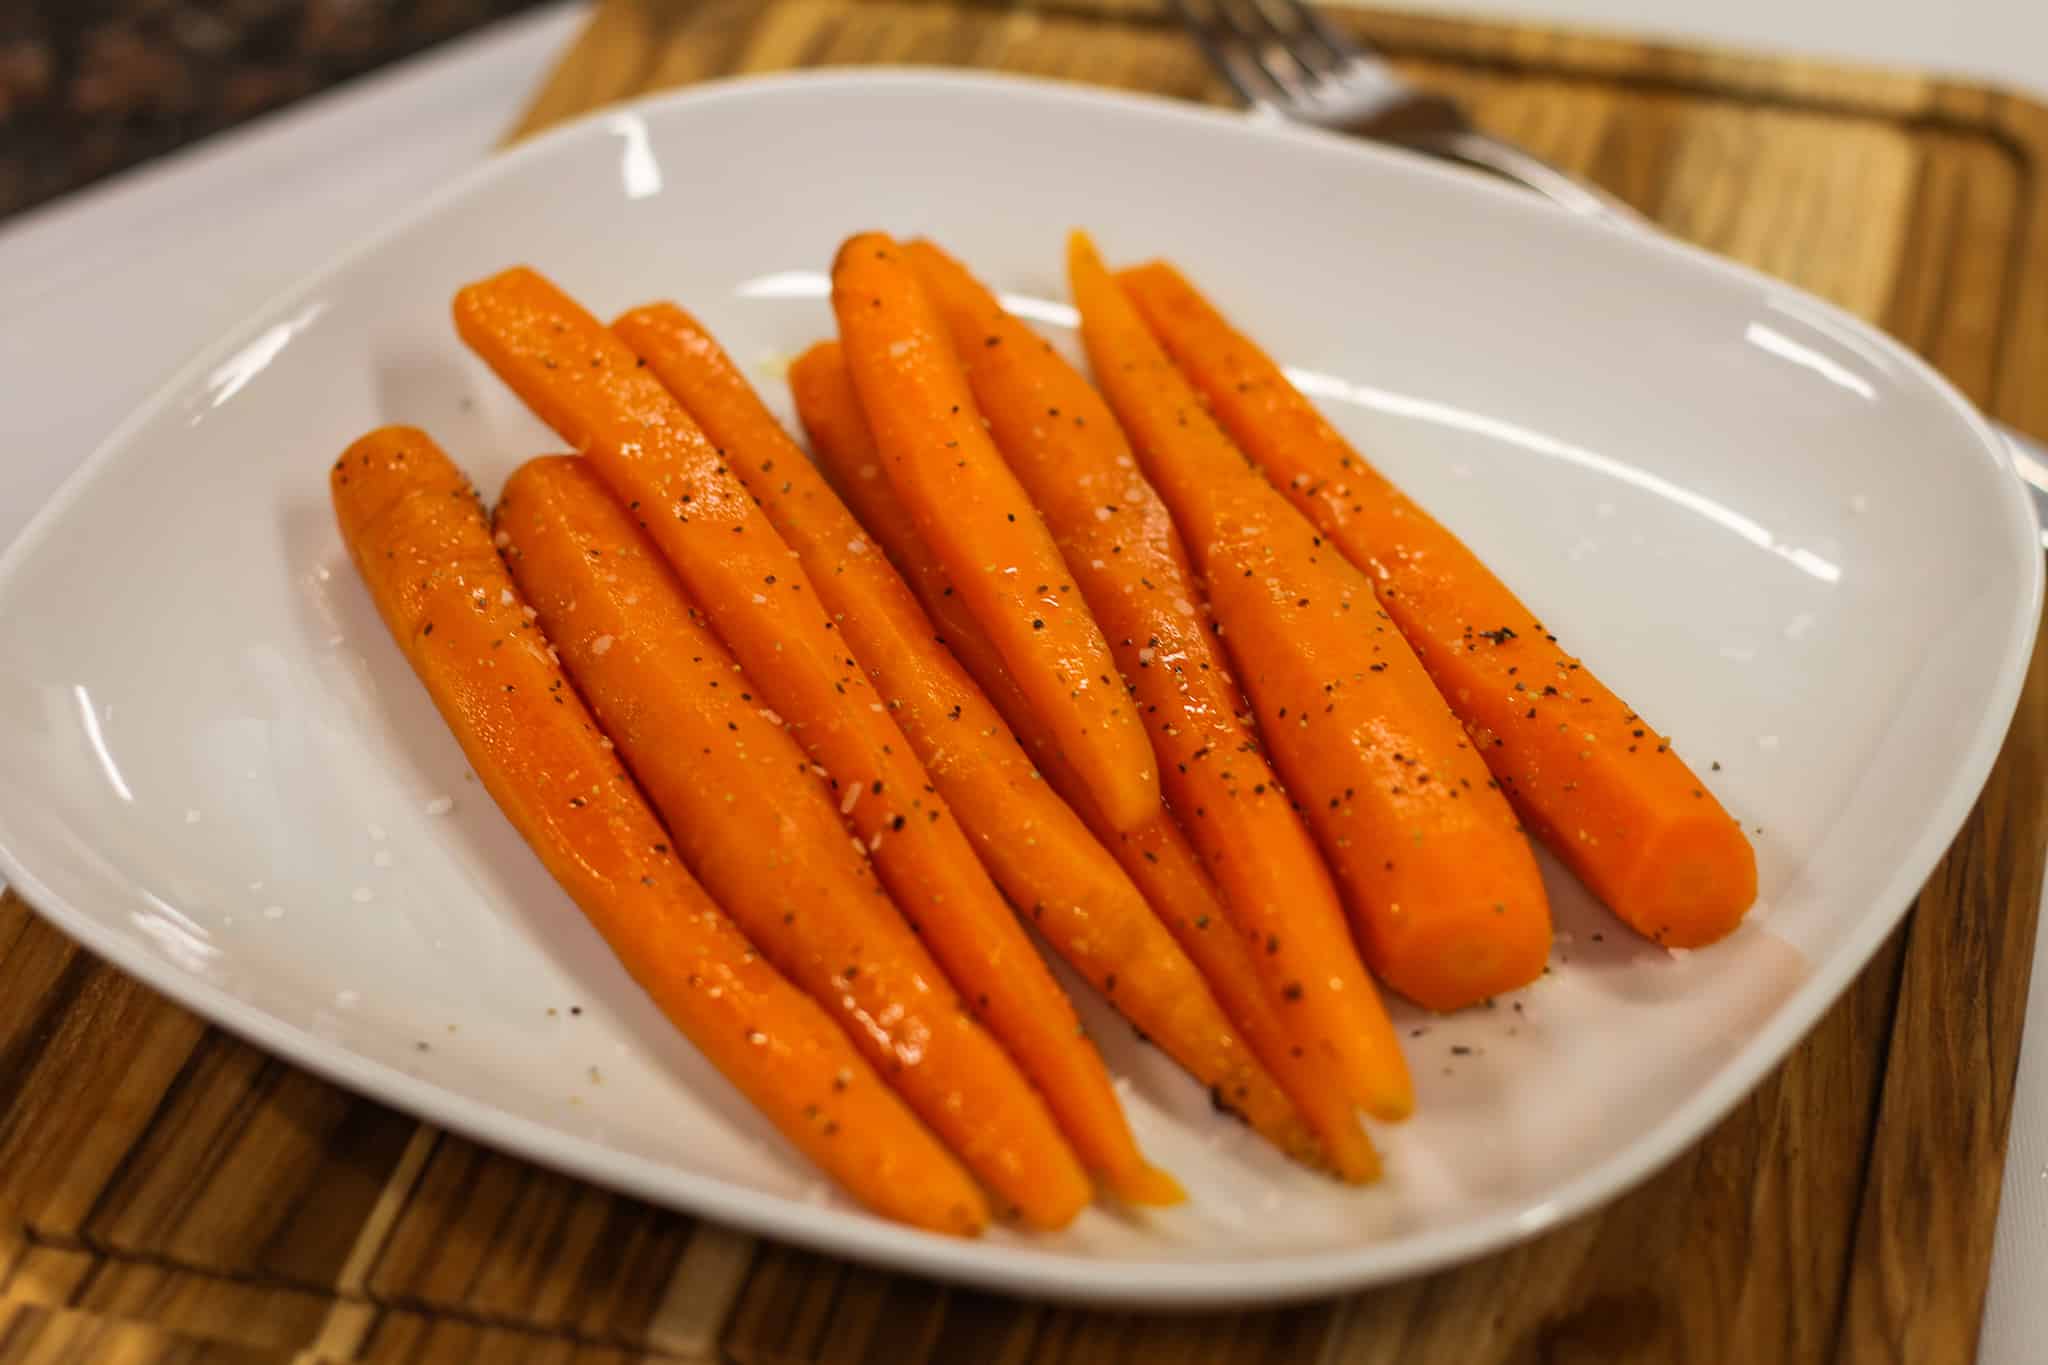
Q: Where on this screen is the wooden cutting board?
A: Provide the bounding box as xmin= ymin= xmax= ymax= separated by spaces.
xmin=5 ymin=2 xmax=2046 ymax=1361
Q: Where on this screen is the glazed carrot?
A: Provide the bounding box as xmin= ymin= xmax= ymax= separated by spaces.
xmin=453 ymin=269 xmax=1170 ymax=1205
xmin=1068 ymin=233 xmax=1551 ymax=1012
xmin=793 ymin=338 xmax=1376 ymax=1181
xmin=1120 ymin=262 xmax=1757 ymax=948
xmin=907 ymin=240 xmax=1414 ymax=1124
xmin=615 ymin=305 xmax=1309 ymax=1171
xmin=329 ymin=426 xmax=986 ymax=1236
xmin=829 ymin=232 xmax=1159 ymax=834
xmin=495 ymin=456 xmax=1088 ymax=1227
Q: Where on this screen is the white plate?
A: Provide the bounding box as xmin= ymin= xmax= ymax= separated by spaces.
xmin=0 ymin=71 xmax=2037 ymax=1307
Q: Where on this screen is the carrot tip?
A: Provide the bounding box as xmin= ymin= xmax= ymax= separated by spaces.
xmin=1107 ymin=1161 xmax=1187 ymax=1208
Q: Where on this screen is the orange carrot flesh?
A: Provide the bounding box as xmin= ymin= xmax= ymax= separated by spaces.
xmin=906 ymin=239 xmax=1414 ymax=1124
xmin=1068 ymin=234 xmax=1552 ymax=1012
xmin=452 ymin=268 xmax=1163 ymax=1205
xmin=494 ymin=455 xmax=1088 ymax=1227
xmin=329 ymin=426 xmax=986 ymax=1236
xmin=829 ymin=232 xmax=1160 ymax=834
xmin=614 ymin=304 xmax=1291 ymax=1183
xmin=792 ymin=339 xmax=1371 ymax=1180
xmin=1120 ymin=262 xmax=1757 ymax=948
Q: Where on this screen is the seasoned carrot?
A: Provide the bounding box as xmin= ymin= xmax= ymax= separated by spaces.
xmin=1068 ymin=233 xmax=1551 ymax=1012
xmin=1120 ymin=262 xmax=1757 ymax=948
xmin=615 ymin=305 xmax=1306 ymax=1172
xmin=329 ymin=426 xmax=986 ymax=1236
xmin=453 ymin=268 xmax=1169 ymax=1205
xmin=495 ymin=456 xmax=1088 ymax=1227
xmin=792 ymin=338 xmax=1376 ymax=1180
xmin=829 ymin=232 xmax=1159 ymax=834
xmin=907 ymin=240 xmax=1414 ymax=1125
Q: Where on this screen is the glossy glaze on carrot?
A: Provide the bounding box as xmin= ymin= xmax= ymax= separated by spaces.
xmin=451 ymin=267 xmax=1168 ymax=1204
xmin=1068 ymin=233 xmax=1552 ymax=1012
xmin=829 ymin=232 xmax=1160 ymax=834
xmin=906 ymin=239 xmax=1414 ymax=1127
xmin=1120 ymin=261 xmax=1757 ymax=947
xmin=329 ymin=425 xmax=987 ymax=1235
xmin=495 ymin=455 xmax=1089 ymax=1227
xmin=614 ymin=302 xmax=1296 ymax=1175
xmin=792 ymin=338 xmax=1360 ymax=1178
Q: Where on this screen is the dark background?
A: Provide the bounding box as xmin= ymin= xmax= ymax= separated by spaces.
xmin=0 ymin=0 xmax=549 ymax=221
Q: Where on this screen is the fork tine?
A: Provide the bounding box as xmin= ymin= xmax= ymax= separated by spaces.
xmin=1213 ymin=0 xmax=1319 ymax=102
xmin=1165 ymin=0 xmax=1289 ymax=108
xmin=1266 ymin=0 xmax=1367 ymax=68
xmin=1244 ymin=0 xmax=1344 ymax=76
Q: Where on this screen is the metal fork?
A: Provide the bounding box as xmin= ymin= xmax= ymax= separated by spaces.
xmin=1169 ymin=0 xmax=2048 ymax=546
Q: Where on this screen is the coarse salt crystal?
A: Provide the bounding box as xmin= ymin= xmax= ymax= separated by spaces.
xmin=263 ymin=905 xmax=285 ymax=920
xmin=351 ymin=887 xmax=373 ymax=904
xmin=1094 ymin=507 xmax=1112 ymax=522
xmin=423 ymin=796 xmax=453 ymax=816
xmin=336 ymin=989 xmax=358 ymax=1007
xmin=499 ymin=588 xmax=514 ymax=605
xmin=372 ymin=850 xmax=393 ymax=868
xmin=840 ymin=787 xmax=861 ymax=816
xmin=185 ymin=809 xmax=201 ymax=824
xmin=847 ymin=538 xmax=867 ymax=555
xmin=591 ymin=634 xmax=614 ymax=655
xmin=752 ymin=593 xmax=767 ymax=604
xmin=760 ymin=708 xmax=784 ymax=726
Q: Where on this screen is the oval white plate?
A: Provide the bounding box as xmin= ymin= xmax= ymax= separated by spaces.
xmin=0 ymin=71 xmax=2037 ymax=1308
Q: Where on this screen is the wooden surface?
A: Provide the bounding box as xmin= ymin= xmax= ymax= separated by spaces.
xmin=6 ymin=1 xmax=2048 ymax=1360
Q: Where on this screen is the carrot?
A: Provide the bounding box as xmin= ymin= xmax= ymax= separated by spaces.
xmin=615 ymin=304 xmax=1307 ymax=1173
xmin=906 ymin=239 xmax=1415 ymax=1125
xmin=1120 ymin=262 xmax=1757 ymax=948
xmin=1067 ymin=233 xmax=1552 ymax=1012
xmin=829 ymin=232 xmax=1159 ymax=834
xmin=452 ymin=268 xmax=1170 ymax=1205
xmin=495 ymin=455 xmax=1088 ymax=1227
xmin=791 ymin=338 xmax=1377 ymax=1180
xmin=328 ymin=426 xmax=986 ymax=1236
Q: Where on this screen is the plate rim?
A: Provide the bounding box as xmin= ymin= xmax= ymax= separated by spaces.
xmin=0 ymin=66 xmax=2039 ymax=1308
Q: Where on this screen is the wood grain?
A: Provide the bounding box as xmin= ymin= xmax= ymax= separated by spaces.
xmin=4 ymin=1 xmax=2045 ymax=1361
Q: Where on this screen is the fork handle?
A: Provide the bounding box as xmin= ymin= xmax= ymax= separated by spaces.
xmin=1403 ymin=128 xmax=1647 ymax=228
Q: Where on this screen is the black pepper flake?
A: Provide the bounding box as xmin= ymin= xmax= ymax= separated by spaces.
xmin=1282 ymin=982 xmax=1303 ymax=1001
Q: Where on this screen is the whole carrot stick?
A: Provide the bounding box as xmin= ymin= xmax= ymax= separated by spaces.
xmin=829 ymin=232 xmax=1159 ymax=834
xmin=792 ymin=339 xmax=1377 ymax=1181
xmin=495 ymin=455 xmax=1089 ymax=1227
xmin=452 ymin=268 xmax=1170 ymax=1205
xmin=1120 ymin=262 xmax=1757 ymax=948
xmin=906 ymin=239 xmax=1415 ymax=1125
xmin=1067 ymin=233 xmax=1552 ymax=1012
xmin=329 ymin=426 xmax=986 ymax=1235
xmin=613 ymin=303 xmax=1308 ymax=1172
